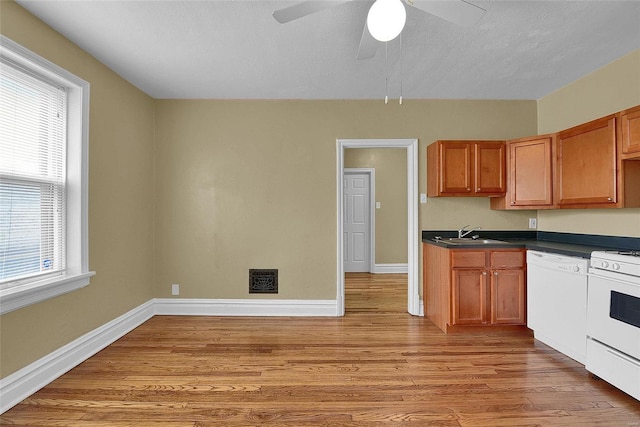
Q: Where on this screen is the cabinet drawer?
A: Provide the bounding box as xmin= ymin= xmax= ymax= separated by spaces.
xmin=490 ymin=250 xmax=525 ymax=268
xmin=451 ymin=251 xmax=486 ymax=268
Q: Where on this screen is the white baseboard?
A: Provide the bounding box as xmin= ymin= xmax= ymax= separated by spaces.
xmin=0 ymin=297 xmax=338 ymax=414
xmin=373 ymin=263 xmax=408 ymax=274
xmin=0 ymin=299 xmax=155 ymax=415
xmin=154 ymin=298 xmax=338 ymax=317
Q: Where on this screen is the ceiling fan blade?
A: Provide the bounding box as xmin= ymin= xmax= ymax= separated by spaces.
xmin=357 ymin=22 xmax=378 ymax=60
xmin=273 ymin=1 xmax=349 ymax=23
xmin=407 ymin=0 xmax=486 ymax=27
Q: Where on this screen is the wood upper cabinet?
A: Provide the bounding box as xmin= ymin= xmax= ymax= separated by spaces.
xmin=427 ymin=140 xmax=506 ymax=197
xmin=557 ymin=115 xmax=618 ymax=207
xmin=424 ymin=246 xmax=527 ymax=332
xmin=621 ymin=105 xmax=640 ymax=158
xmin=476 ymin=143 xmax=507 ymax=194
xmin=491 ymin=135 xmax=555 ymax=210
xmin=435 ymin=142 xmax=473 ymax=194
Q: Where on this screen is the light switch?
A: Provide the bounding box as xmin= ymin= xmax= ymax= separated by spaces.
xmin=420 ymin=193 xmax=427 ymax=204
xmin=376 ymin=202 xmax=381 ymax=209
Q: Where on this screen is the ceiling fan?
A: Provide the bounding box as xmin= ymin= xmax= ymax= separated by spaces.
xmin=272 ymin=0 xmax=486 ymax=60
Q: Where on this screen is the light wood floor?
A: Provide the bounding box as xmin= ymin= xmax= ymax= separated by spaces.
xmin=2 ymin=273 xmax=639 ymax=426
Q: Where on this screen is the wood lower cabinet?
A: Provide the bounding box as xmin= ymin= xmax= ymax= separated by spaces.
xmin=424 ymin=243 xmax=526 ymax=333
xmin=427 ymin=140 xmax=506 ymax=197
xmin=491 ymin=268 xmax=526 ymax=324
xmin=451 ymin=268 xmax=487 ymax=325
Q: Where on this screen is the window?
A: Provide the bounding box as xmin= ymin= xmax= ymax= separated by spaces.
xmin=0 ymin=36 xmax=94 ymax=314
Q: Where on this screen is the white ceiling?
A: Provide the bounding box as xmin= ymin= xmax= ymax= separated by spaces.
xmin=15 ymin=0 xmax=640 ymax=100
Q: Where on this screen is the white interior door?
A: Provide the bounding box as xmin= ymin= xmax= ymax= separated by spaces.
xmin=344 ymin=172 xmax=371 ymax=272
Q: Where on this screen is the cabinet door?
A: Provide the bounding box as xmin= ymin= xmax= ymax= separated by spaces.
xmin=451 ymin=269 xmax=487 ymax=325
xmin=475 ymin=142 xmax=506 ymax=194
xmin=509 ymin=137 xmax=553 ymax=206
xmin=557 ymin=116 xmax=617 ymax=206
xmin=440 ymin=142 xmax=473 ymax=194
xmin=621 ymin=106 xmax=640 ymax=157
xmin=491 ymin=269 xmax=526 ymax=325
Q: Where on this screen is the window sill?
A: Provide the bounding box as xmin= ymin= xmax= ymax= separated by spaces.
xmin=0 ymin=271 xmax=95 ymax=315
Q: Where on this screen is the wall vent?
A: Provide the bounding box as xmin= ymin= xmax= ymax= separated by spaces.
xmin=249 ymin=269 xmax=278 ymax=294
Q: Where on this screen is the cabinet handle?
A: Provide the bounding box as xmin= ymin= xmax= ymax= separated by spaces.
xmin=511 ymin=201 xmax=515 ymax=205
xmin=467 ymin=188 xmax=471 ymax=191
xmin=482 ymin=272 xmax=487 ymax=276
xmin=607 ymin=197 xmax=613 ymax=201
xmin=494 ymin=272 xmax=498 ymax=276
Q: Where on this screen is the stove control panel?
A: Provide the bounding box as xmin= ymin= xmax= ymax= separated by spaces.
xmin=591 ymin=251 xmax=640 ymax=278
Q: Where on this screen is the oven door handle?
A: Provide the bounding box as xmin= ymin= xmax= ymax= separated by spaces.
xmin=588 ymin=271 xmax=638 ymax=287
xmin=605 ymin=347 xmax=640 ymax=367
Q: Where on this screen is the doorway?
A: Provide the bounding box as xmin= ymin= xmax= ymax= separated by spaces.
xmin=336 ymin=139 xmax=419 ymax=317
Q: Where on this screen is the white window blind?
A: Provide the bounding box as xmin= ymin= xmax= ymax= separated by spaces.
xmin=0 ymin=58 xmax=67 ymax=288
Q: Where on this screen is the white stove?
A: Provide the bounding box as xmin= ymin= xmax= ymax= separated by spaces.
xmin=587 ymin=249 xmax=640 ymax=401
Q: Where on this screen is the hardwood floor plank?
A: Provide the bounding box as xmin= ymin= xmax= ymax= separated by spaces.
xmin=2 ymin=273 xmax=639 ymax=425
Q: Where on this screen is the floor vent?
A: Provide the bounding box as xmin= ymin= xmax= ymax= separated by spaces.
xmin=249 ymin=269 xmax=278 ymax=294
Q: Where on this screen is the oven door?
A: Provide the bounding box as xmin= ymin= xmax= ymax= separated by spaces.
xmin=587 ymin=270 xmax=640 ymax=360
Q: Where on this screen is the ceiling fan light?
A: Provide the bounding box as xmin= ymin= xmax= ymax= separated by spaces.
xmin=367 ymin=0 xmax=406 ymax=42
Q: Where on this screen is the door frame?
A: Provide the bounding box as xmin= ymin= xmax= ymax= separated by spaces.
xmin=336 ymin=138 xmax=420 ymax=316
xmin=343 ymin=168 xmax=376 ymax=273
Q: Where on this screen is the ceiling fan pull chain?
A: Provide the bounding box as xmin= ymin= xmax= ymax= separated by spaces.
xmin=385 ymin=41 xmax=389 ymax=104
xmin=399 ymin=33 xmax=403 ymax=105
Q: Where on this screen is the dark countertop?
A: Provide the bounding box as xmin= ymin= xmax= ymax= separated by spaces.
xmin=422 ymin=230 xmax=640 ymax=258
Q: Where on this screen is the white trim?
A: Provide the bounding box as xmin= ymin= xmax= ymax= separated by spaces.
xmin=154 ymin=298 xmax=338 ymax=317
xmin=0 ymin=35 xmax=94 ymax=315
xmin=344 ymin=168 xmax=376 ymax=273
xmin=337 ymin=139 xmax=420 ymax=317
xmin=373 ymin=263 xmax=408 ymax=274
xmin=0 ymin=300 xmax=155 ymax=415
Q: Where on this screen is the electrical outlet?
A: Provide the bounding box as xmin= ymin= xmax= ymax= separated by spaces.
xmin=420 ymin=193 xmax=427 ymax=204
xmin=171 ymin=284 xmax=180 ymax=296
xmin=528 ymin=218 xmax=537 ymax=229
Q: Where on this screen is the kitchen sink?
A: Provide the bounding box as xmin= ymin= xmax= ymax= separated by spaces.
xmin=433 ymin=238 xmax=508 ymax=245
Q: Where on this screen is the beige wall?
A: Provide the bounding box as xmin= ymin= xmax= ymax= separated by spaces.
xmin=154 ymin=99 xmax=538 ymax=300
xmin=344 ymin=148 xmax=407 ymax=264
xmin=0 ymin=2 xmax=156 ymax=377
xmin=537 ymin=50 xmax=640 ymax=237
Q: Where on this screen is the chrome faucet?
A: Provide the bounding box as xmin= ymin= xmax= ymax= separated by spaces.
xmin=458 ymin=225 xmax=482 ymax=238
